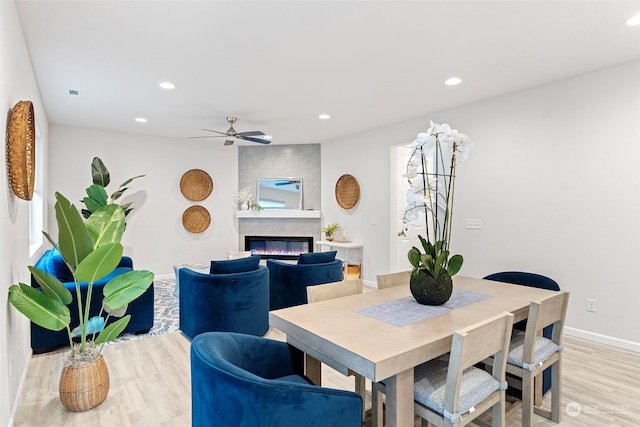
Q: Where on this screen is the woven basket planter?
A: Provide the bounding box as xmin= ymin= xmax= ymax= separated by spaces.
xmin=59 ymin=355 xmax=110 ymax=412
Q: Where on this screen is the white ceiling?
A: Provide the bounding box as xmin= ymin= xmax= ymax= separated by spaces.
xmin=15 ymin=0 xmax=640 ymax=145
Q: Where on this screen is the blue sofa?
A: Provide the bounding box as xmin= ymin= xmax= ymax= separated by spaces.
xmin=267 ymin=254 xmax=344 ymax=310
xmin=179 ymin=258 xmax=270 ymax=340
xmin=30 ymin=248 xmax=154 ymax=353
xmin=191 ymin=332 xmax=363 ymax=427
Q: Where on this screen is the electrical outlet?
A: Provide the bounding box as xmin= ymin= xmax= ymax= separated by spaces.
xmin=465 ymin=219 xmax=482 ymax=229
xmin=586 ymin=299 xmax=597 ymax=312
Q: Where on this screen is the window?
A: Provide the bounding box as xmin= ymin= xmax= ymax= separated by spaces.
xmin=29 ymin=127 xmax=43 ymax=256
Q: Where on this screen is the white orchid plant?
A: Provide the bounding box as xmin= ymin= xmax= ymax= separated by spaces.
xmin=400 ymin=121 xmax=474 ymax=279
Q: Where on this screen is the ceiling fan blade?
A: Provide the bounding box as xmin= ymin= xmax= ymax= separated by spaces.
xmin=202 ymin=128 xmax=228 ymax=136
xmin=236 ymin=131 xmax=265 ymax=137
xmin=240 ymin=136 xmax=271 ymax=144
xmin=224 ymin=139 xmax=234 ymax=146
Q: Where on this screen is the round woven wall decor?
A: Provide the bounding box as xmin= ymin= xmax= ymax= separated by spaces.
xmin=6 ymin=100 xmax=36 ymax=200
xmin=180 ymin=169 xmax=213 ymax=201
xmin=335 ymin=174 xmax=360 ymax=209
xmin=182 ymin=205 xmax=211 ymax=233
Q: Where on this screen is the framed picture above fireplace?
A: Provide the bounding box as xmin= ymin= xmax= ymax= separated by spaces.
xmin=256 ymin=178 xmax=302 ymax=209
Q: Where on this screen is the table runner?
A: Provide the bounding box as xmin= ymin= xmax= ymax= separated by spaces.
xmin=355 ymin=288 xmax=492 ymax=327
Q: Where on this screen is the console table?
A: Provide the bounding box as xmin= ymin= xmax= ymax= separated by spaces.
xmin=316 ymin=240 xmax=362 ymax=279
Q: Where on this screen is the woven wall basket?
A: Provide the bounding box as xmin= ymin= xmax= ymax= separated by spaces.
xmin=180 ymin=169 xmax=213 ymax=201
xmin=335 ymin=174 xmax=360 ymax=210
xmin=6 ymin=100 xmax=36 ymax=200
xmin=182 ymin=205 xmax=211 ymax=233
xmin=59 ymin=355 xmax=110 ymax=412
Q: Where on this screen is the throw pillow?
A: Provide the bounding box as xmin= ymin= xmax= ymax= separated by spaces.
xmin=297 ymin=251 xmax=337 ymax=265
xmin=210 ymin=254 xmax=261 ymax=274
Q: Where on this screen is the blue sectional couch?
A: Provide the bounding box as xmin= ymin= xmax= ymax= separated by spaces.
xmin=30 ymin=248 xmax=154 ymax=353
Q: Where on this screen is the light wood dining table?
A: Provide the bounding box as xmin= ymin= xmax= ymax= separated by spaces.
xmin=269 ymin=275 xmax=560 ymax=427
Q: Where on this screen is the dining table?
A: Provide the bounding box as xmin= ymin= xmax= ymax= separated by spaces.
xmin=268 ymin=275 xmax=560 ymax=427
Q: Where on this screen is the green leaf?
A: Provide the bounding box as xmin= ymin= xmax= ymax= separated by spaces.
xmin=8 ymin=284 xmax=70 ymax=331
xmin=447 ymin=254 xmax=464 ymax=276
xmin=86 ymin=184 xmax=108 ymax=207
xmin=433 ymin=250 xmax=449 ymax=277
xmin=82 ymin=197 xmax=103 ymax=215
xmin=420 ymin=253 xmax=435 ymax=276
xmin=407 ymin=247 xmax=421 ymax=267
xmin=91 ymin=157 xmax=110 ymax=187
xmin=103 ymin=299 xmax=128 ymax=317
xmin=103 ymin=270 xmax=154 ymax=310
xmin=110 ymin=187 xmax=127 ymax=201
xmin=55 ymin=192 xmax=93 ymax=268
xmin=95 ymin=315 xmax=131 ymax=344
xmin=118 ymin=175 xmax=145 ymax=189
xmin=28 ymin=266 xmax=73 ymax=304
xmin=418 ymin=235 xmax=430 ymax=254
xmin=75 ymin=242 xmax=123 ymax=283
xmin=86 ymin=204 xmax=125 ymax=247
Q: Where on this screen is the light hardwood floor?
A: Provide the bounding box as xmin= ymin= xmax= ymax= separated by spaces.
xmin=12 ymin=330 xmax=639 ymax=426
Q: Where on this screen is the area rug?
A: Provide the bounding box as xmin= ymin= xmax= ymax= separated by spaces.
xmin=107 ymin=277 xmax=179 ymax=345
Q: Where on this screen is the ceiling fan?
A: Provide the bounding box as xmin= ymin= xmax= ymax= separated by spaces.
xmin=189 ymin=116 xmax=271 ymax=146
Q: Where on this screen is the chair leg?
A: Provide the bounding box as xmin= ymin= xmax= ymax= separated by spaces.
xmin=550 ymin=360 xmax=561 ymax=422
xmin=354 ymin=374 xmax=367 ymax=421
xmin=371 ymin=383 xmax=384 ymax=427
xmin=492 ymin=390 xmax=505 ymax=427
xmin=522 ymin=371 xmax=534 ymax=427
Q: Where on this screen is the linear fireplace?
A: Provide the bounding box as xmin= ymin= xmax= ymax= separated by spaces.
xmin=245 ymin=236 xmax=314 ymax=260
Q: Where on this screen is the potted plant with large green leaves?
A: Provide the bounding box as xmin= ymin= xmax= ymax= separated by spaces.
xmin=8 ymin=192 xmax=154 ymax=411
xmin=399 ymin=121 xmax=473 ymax=305
xmin=81 ymin=156 xmax=145 ymax=220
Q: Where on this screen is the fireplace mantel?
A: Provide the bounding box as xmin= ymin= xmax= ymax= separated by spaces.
xmin=235 ymin=209 xmax=321 ymax=219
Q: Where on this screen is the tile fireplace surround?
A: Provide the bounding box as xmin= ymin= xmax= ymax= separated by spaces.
xmin=237 ymin=144 xmax=322 ymax=251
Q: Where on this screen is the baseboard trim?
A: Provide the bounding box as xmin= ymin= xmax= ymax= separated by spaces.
xmin=564 ymin=327 xmax=640 ymax=353
xmin=9 ymin=349 xmax=33 ymax=427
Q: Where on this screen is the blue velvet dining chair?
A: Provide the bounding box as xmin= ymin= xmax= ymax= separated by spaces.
xmin=190 ymin=332 xmax=363 ymax=427
xmin=267 ymin=252 xmax=344 ymax=310
xmin=482 ymin=272 xmax=560 ymax=407
xmin=179 ymin=258 xmax=269 ymax=340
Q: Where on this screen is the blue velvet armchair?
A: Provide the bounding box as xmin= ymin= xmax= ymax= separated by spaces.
xmin=30 ymin=248 xmax=155 ymax=354
xmin=267 ymin=257 xmax=344 ymax=310
xmin=191 ymin=332 xmax=363 ymax=427
xmin=179 ymin=265 xmax=270 ymax=340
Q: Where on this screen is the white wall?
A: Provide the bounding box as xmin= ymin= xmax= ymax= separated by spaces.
xmin=1 ymin=1 xmax=50 ymax=424
xmin=48 ymin=126 xmax=240 ymax=276
xmin=322 ymin=60 xmax=640 ymax=349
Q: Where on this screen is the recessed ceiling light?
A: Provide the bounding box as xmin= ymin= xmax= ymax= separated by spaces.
xmin=625 ymin=13 xmax=640 ymax=26
xmin=445 ymin=77 xmax=462 ymax=86
xmin=318 ymin=114 xmax=331 ymax=120
xmin=263 ymin=135 xmax=272 ymax=140
xmin=159 ymin=81 xmax=175 ymax=89
xmin=135 ymin=117 xmax=147 ymax=123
